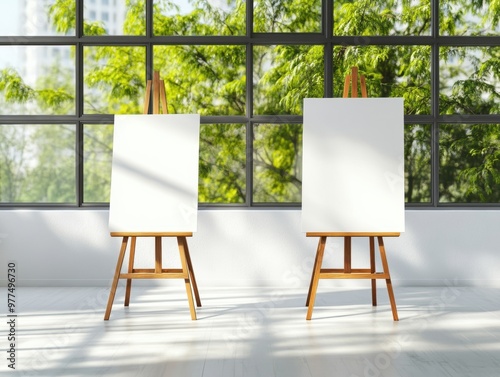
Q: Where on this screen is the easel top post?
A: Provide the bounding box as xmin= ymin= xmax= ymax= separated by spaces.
xmin=143 ymin=70 xmax=169 ymax=115
xmin=343 ymin=67 xmax=368 ymax=98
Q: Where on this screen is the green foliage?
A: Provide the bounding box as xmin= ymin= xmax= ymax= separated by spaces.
xmin=123 ymin=0 xmax=146 ymax=35
xmin=404 ymin=125 xmax=431 ymax=202
xmin=255 ymin=45 xmax=324 ymax=115
xmin=26 ymin=125 xmax=76 ymax=202
xmin=0 ymin=66 xmax=74 ymax=115
xmin=335 ymin=0 xmax=431 ymax=36
xmin=254 ymin=0 xmax=321 ymax=32
xmin=0 ymin=125 xmax=75 ymax=203
xmin=198 ymin=124 xmax=246 ymax=203
xmin=1 ymin=0 xmax=499 ymax=204
xmin=440 ymin=124 xmax=500 ymax=202
xmin=35 ymin=61 xmax=76 ymax=115
xmin=84 ymin=46 xmax=145 ymax=114
xmin=440 ymin=47 xmax=500 ymax=115
xmin=333 ymin=45 xmax=432 ymax=114
xmin=441 ymin=0 xmax=500 ymax=35
xmin=155 ymin=44 xmax=246 ymax=115
xmin=49 ymin=0 xmax=107 ymax=35
xmin=84 ymin=124 xmax=114 ymax=203
xmin=253 ymin=124 xmax=302 ymax=203
xmin=0 ymin=69 xmax=36 ymax=104
xmin=153 ymin=0 xmax=246 ymax=36
xmin=48 ymin=0 xmax=76 ymax=34
xmin=0 ymin=125 xmax=29 ymax=202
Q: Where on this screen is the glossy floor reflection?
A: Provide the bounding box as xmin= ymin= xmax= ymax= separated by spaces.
xmin=6 ymin=286 xmax=500 ymax=376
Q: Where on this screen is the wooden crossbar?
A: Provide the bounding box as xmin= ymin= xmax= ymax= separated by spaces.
xmin=104 ymin=234 xmax=201 ymax=320
xmin=305 ymin=234 xmax=399 ymax=321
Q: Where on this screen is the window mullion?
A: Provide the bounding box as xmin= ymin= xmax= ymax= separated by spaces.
xmin=246 ymin=43 xmax=254 ymax=207
xmin=431 ymin=0 xmax=440 ymax=207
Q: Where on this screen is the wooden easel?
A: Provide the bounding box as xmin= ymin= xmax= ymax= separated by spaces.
xmin=104 ymin=71 xmax=201 ymax=320
xmin=305 ymin=67 xmax=399 ymax=321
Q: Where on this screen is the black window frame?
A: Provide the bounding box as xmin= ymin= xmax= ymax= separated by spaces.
xmin=0 ymin=0 xmax=499 ymax=209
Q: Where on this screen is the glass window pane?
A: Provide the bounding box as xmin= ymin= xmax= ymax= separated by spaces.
xmin=84 ymin=46 xmax=145 ymax=114
xmin=253 ymin=123 xmax=302 ymax=204
xmin=153 ymin=0 xmax=245 ymax=36
xmin=0 ymin=124 xmax=76 ymax=203
xmin=440 ymin=0 xmax=500 ymax=36
xmin=154 ymin=45 xmax=246 ymax=116
xmin=84 ymin=124 xmax=113 ymax=203
xmin=254 ymin=0 xmax=321 ymax=33
xmin=0 ymin=0 xmax=76 ymax=36
xmin=439 ymin=124 xmax=500 ymax=203
xmin=440 ymin=47 xmax=500 ymax=115
xmin=333 ymin=45 xmax=431 ymax=115
xmin=254 ymin=45 xmax=324 ymax=116
xmin=84 ymin=0 xmax=145 ymax=36
xmin=199 ymin=124 xmax=246 ymax=204
xmin=0 ymin=46 xmax=75 ymax=115
xmin=334 ymin=0 xmax=431 ymax=36
xmin=405 ymin=124 xmax=431 ymax=203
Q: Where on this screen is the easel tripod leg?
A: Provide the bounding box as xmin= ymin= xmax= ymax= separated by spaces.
xmin=370 ymin=236 xmax=377 ymax=306
xmin=124 ymin=236 xmax=136 ymax=307
xmin=306 ymin=236 xmax=327 ymax=320
xmin=104 ymin=236 xmax=129 ymax=320
xmin=181 ymin=237 xmax=201 ymax=307
xmin=306 ymin=237 xmax=323 ymax=306
xmin=377 ymin=237 xmax=399 ymax=321
xmin=177 ymin=237 xmax=197 ymax=320
xmin=155 ymin=236 xmax=162 ymax=274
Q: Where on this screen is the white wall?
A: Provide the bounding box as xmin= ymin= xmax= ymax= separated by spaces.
xmin=1 ymin=209 xmax=499 ymax=287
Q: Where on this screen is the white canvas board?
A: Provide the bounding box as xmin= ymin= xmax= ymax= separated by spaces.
xmin=109 ymin=114 xmax=200 ymax=233
xmin=301 ymin=98 xmax=405 ymax=233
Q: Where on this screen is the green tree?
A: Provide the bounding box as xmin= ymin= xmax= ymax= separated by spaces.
xmin=84 ymin=124 xmax=114 ymax=203
xmin=0 ymin=125 xmax=30 ymax=201
xmin=1 ymin=0 xmax=499 ymax=204
xmin=0 ymin=124 xmax=75 ymax=203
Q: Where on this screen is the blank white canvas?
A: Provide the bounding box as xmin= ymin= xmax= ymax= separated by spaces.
xmin=109 ymin=114 xmax=200 ymax=233
xmin=301 ymin=98 xmax=405 ymax=233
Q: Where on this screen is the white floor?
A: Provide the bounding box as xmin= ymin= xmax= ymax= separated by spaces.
xmin=3 ymin=285 xmax=500 ymax=377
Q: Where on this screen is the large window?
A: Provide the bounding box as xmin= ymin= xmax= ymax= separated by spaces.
xmin=0 ymin=0 xmax=499 ymax=207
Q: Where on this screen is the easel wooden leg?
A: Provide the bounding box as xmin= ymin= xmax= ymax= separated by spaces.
xmin=181 ymin=237 xmax=201 ymax=307
xmin=104 ymin=236 xmax=129 ymax=320
xmin=177 ymin=236 xmax=197 ymax=320
xmin=306 ymin=236 xmax=327 ymax=320
xmin=155 ymin=236 xmax=162 ymax=273
xmin=370 ymin=236 xmax=377 ymax=306
xmin=377 ymin=237 xmax=399 ymax=321
xmin=344 ymin=236 xmax=352 ymax=273
xmin=306 ymin=237 xmax=323 ymax=306
xmin=124 ymin=236 xmax=136 ymax=307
